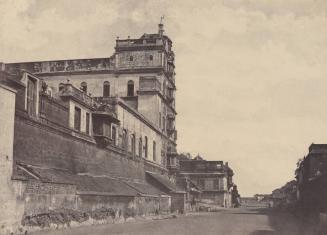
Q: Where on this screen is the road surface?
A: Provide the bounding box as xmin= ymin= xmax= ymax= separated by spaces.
xmin=31 ymin=207 xmax=318 ymax=235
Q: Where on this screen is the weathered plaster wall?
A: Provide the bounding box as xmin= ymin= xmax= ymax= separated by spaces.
xmin=67 ymin=100 xmax=92 ymax=135
xmin=0 ymin=85 xmax=25 ymax=235
xmin=117 ymin=105 xmax=162 ymax=163
xmin=138 ymin=94 xmax=161 ymax=128
xmin=24 ymin=181 xmax=78 ymax=215
xmin=116 ymin=50 xmax=162 ymax=69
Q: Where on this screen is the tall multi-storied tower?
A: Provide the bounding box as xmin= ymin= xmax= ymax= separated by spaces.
xmin=114 ymin=23 xmax=178 ymax=172
xmin=4 ymin=23 xmax=178 ymax=174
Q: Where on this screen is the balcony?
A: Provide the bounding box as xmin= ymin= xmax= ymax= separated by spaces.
xmin=93 ymin=135 xmax=113 ymax=148
xmin=59 ymin=83 xmax=96 ymax=109
xmin=115 ymin=37 xmax=164 ymax=51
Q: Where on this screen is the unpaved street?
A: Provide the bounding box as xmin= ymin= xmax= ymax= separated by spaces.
xmin=31 ymin=207 xmax=318 ymax=235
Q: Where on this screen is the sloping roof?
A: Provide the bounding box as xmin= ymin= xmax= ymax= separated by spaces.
xmin=146 ymin=171 xmax=184 ymax=193
xmin=15 ymin=163 xmax=137 ymax=196
xmin=124 ymin=181 xmax=167 ymax=196
xmin=75 ymin=175 xmax=138 ymax=196
xmin=15 ymin=163 xmax=75 ymax=185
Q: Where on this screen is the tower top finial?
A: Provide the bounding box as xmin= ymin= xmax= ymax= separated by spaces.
xmin=158 ymin=15 xmax=165 ymax=36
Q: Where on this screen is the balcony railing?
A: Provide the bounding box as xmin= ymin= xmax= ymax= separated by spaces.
xmin=116 ymin=38 xmax=164 ymax=48
xmin=59 ymin=84 xmax=96 ymax=108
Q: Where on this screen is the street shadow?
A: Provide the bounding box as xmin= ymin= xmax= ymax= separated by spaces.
xmin=230 ymin=207 xmax=270 ymax=216
xmin=250 ymin=230 xmax=274 ymax=235
xmin=250 ymin=207 xmax=319 ymax=235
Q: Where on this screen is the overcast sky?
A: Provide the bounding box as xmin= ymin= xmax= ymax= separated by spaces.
xmin=1 ymin=0 xmax=327 ymax=196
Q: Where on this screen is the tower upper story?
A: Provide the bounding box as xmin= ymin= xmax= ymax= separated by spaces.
xmin=114 ymin=23 xmax=175 ymax=87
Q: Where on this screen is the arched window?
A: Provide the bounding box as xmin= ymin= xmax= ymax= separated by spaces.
xmin=80 ymin=82 xmax=87 ymax=93
xmin=59 ymin=83 xmax=65 ymax=92
xmin=131 ymin=134 xmax=136 ymax=156
xmin=153 ymin=141 xmax=156 ymax=162
xmin=127 ymin=80 xmax=134 ymax=96
xmin=129 ymin=56 xmax=133 ymax=61
xmin=149 ymin=55 xmax=153 ymax=61
xmin=138 ymin=137 xmax=142 ymax=158
xmin=144 ymin=136 xmax=148 ymax=159
xmin=103 ymin=81 xmax=110 ymax=97
xmin=122 ymin=129 xmax=128 ymax=150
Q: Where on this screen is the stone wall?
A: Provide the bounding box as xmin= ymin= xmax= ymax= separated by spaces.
xmin=14 ymin=114 xmax=146 ymax=180
xmin=24 ymin=181 xmax=78 ymax=215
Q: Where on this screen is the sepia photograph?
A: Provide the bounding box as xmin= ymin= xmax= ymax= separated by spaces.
xmin=1 ymin=0 xmax=327 ymax=234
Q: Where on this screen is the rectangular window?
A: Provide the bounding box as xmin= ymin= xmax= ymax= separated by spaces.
xmin=103 ymin=82 xmax=110 ymax=97
xmin=112 ymin=126 xmax=116 ymax=145
xmin=74 ymin=107 xmax=81 ymax=131
xmin=153 ymin=141 xmax=156 ymax=162
xmin=86 ymin=113 xmax=90 ymax=135
xmin=26 ymin=76 xmax=37 ymax=116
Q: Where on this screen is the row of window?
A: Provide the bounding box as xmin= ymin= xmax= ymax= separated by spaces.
xmin=74 ymin=106 xmax=91 ymax=135
xmin=197 ymin=178 xmax=225 ymax=191
xmin=122 ymin=130 xmax=157 ymax=161
xmin=78 ymin=80 xmax=135 ymax=97
xmin=73 ymin=105 xmax=157 ymax=162
xmin=129 ymin=55 xmax=153 ymax=62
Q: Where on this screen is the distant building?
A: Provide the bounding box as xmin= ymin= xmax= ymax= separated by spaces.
xmin=177 ymin=156 xmax=234 ymax=208
xmin=271 ymin=181 xmax=297 ymax=208
xmin=297 ymin=144 xmax=327 ymax=214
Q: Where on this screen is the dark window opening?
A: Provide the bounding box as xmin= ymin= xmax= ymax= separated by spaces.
xmin=81 ymin=82 xmax=87 ymax=93
xmin=131 ymin=134 xmax=136 ymax=156
xmin=74 ymin=107 xmax=81 ymax=131
xmin=112 ymin=126 xmax=116 ymax=145
xmin=138 ymin=137 xmax=142 ymax=158
xmin=103 ymin=81 xmax=110 ymax=97
xmin=86 ymin=113 xmax=90 ymax=135
xmin=153 ymin=141 xmax=156 ymax=162
xmin=122 ymin=129 xmax=128 ymax=150
xmin=129 ymin=56 xmax=133 ymax=61
xmin=127 ymin=80 xmax=134 ymax=96
xmin=144 ymin=136 xmax=148 ymax=158
xmin=149 ymin=55 xmax=153 ymax=61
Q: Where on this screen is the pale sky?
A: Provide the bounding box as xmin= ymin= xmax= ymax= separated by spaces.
xmin=1 ymin=0 xmax=327 ymax=196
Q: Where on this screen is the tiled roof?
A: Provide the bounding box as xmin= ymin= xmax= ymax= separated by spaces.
xmin=146 ymin=171 xmax=184 ymax=193
xmin=124 ymin=181 xmax=167 ymax=196
xmin=14 ymin=163 xmax=139 ymax=196
xmin=75 ymin=175 xmax=138 ymax=196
